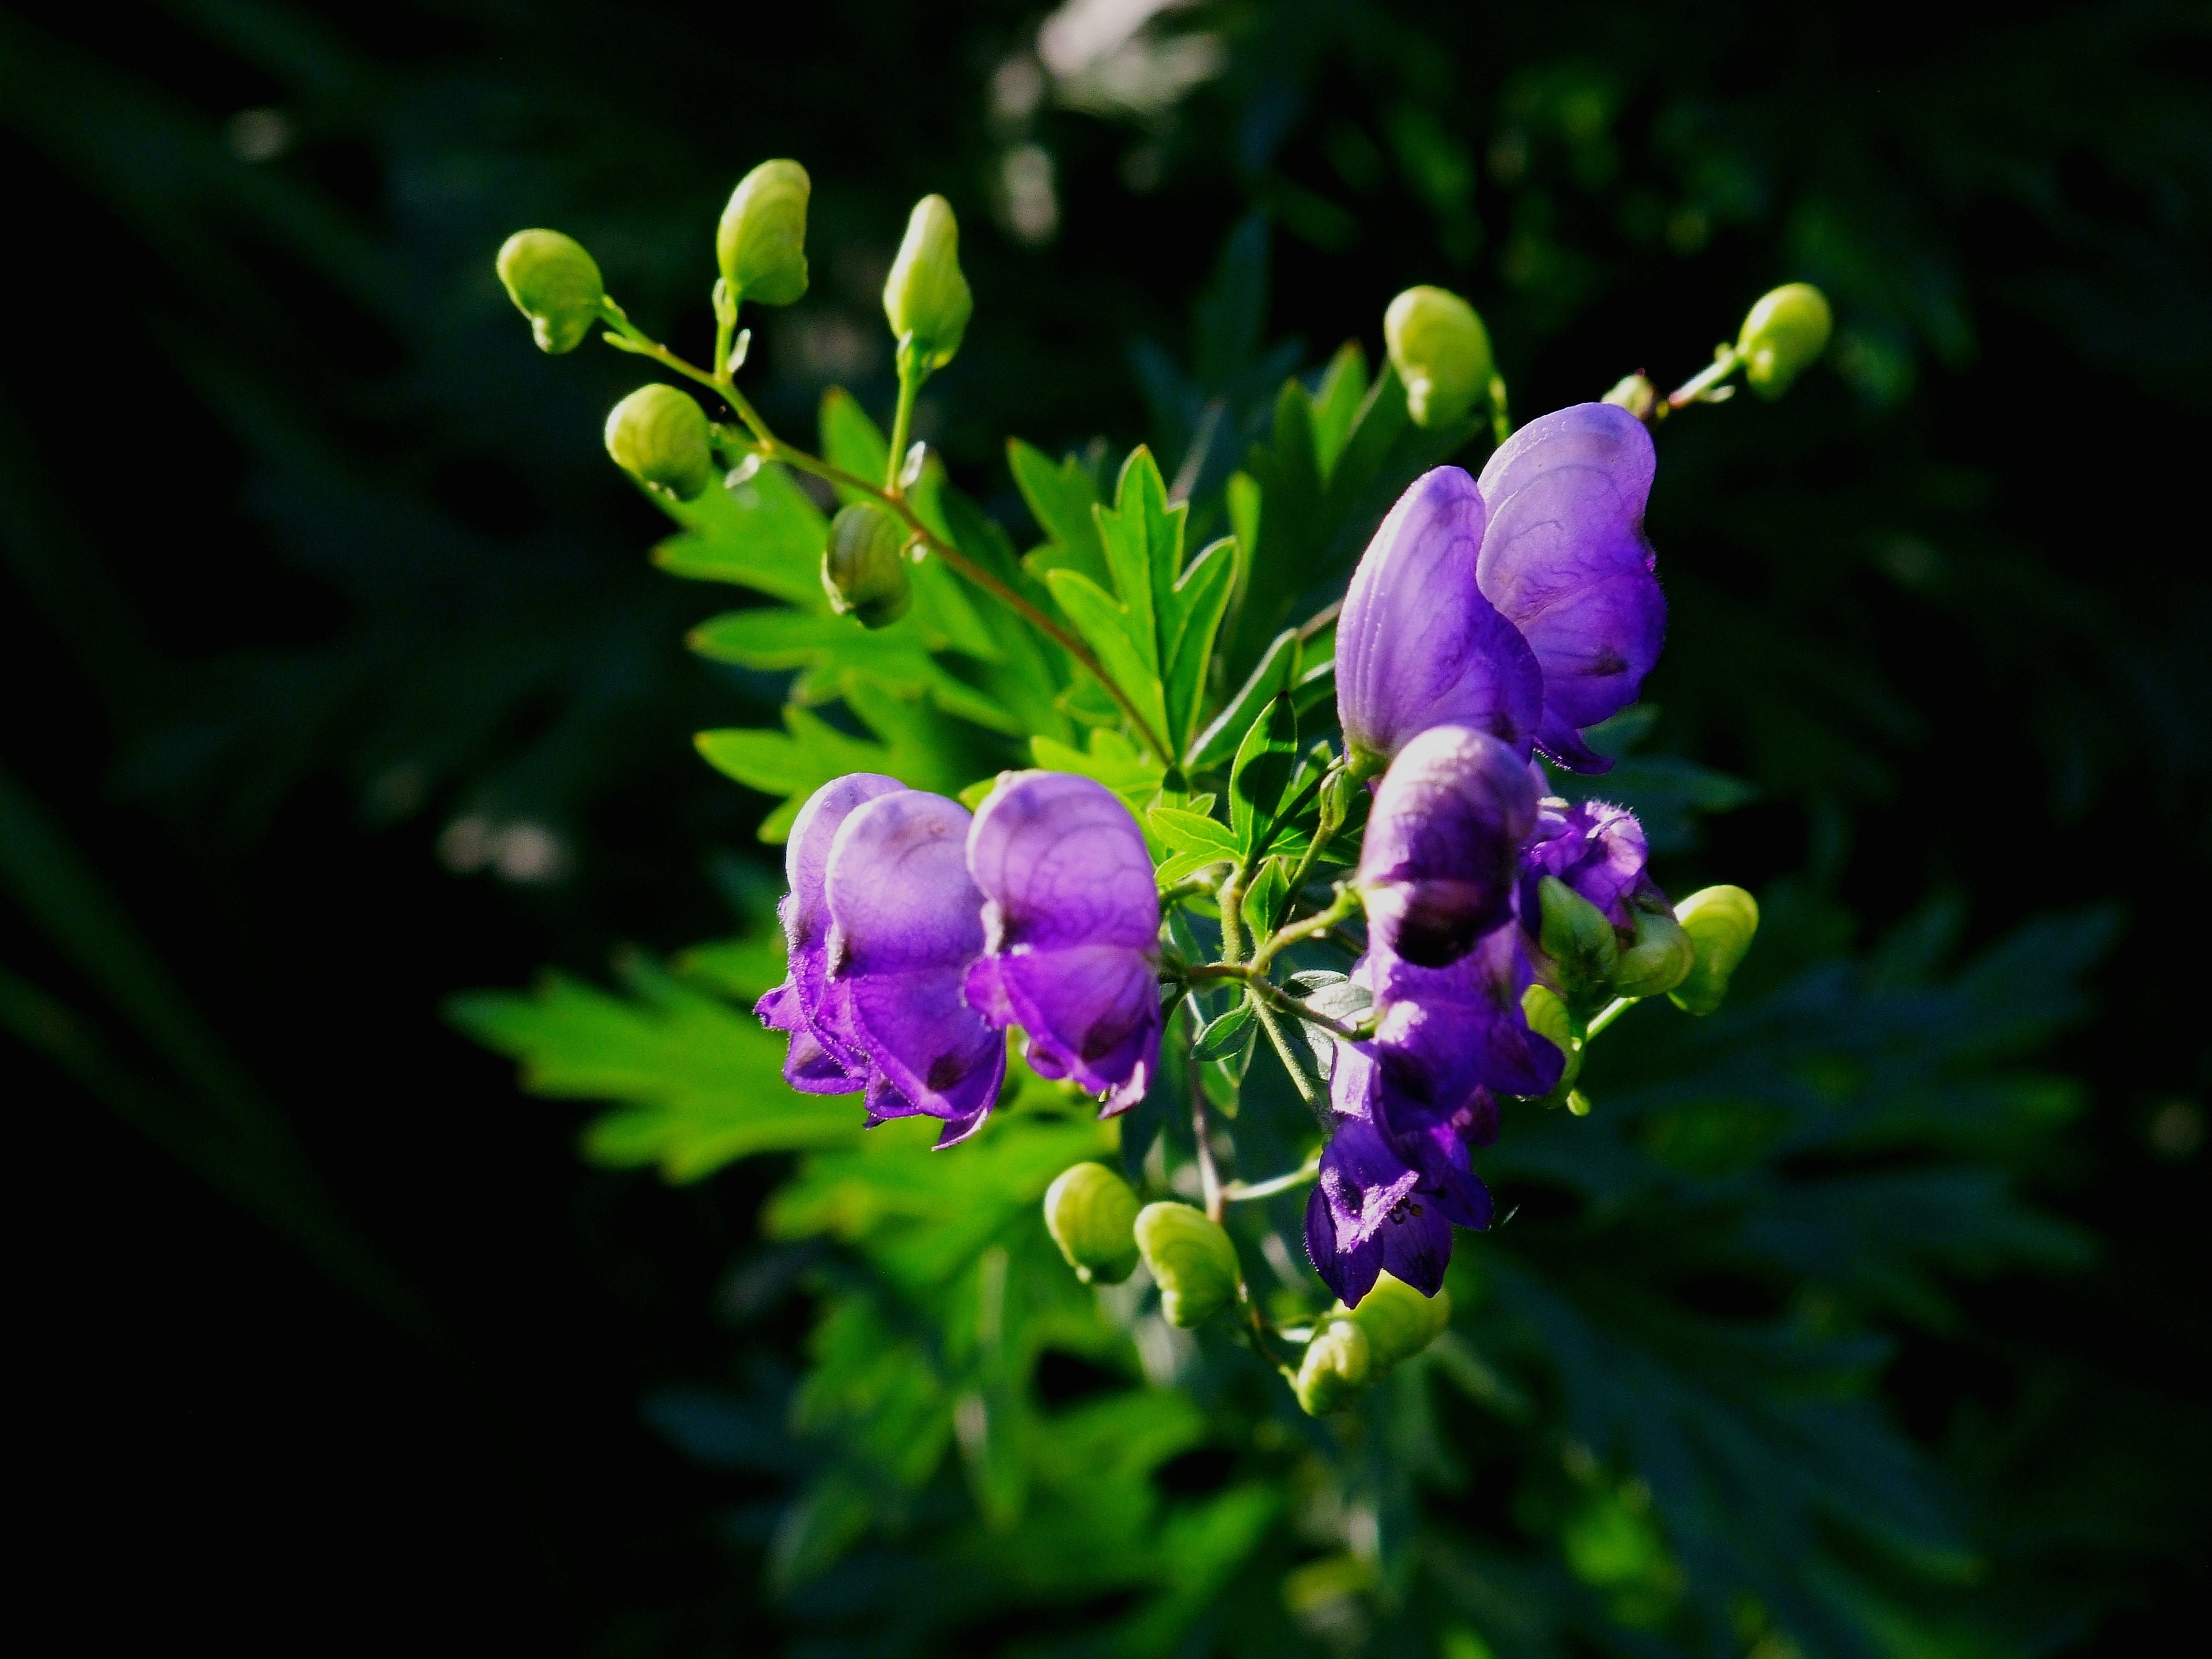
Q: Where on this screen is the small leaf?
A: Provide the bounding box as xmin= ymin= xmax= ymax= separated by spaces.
xmin=1031 ymin=728 xmax=1164 ymax=816
xmin=1189 ymin=628 xmax=1297 ymax=771
xmin=1043 ymin=567 xmax=1172 ymax=748
xmin=1192 ymin=999 xmax=1255 ymax=1060
xmin=687 ymin=609 xmax=1017 ymax=734
xmin=652 ymin=464 xmax=827 ymax=605
xmin=1147 ymin=807 xmax=1238 ymax=860
xmin=1241 ymin=856 xmax=1291 ymax=937
xmin=820 ymin=385 xmax=889 ymax=495
xmin=1229 ymin=693 xmax=1299 ymax=853
xmin=1309 ymin=340 xmax=1370 ymax=483
xmin=696 ymin=685 xmax=970 ymax=842
xmin=1008 ymin=439 xmax=1109 ymax=588
xmin=1161 ymin=537 xmax=1237 ymax=756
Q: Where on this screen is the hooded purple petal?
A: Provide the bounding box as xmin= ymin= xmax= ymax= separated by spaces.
xmin=1519 ymin=798 xmax=1654 ymax=931
xmin=1366 ymin=928 xmax=1566 ymax=1103
xmin=1304 ymin=1114 xmax=1468 ymax=1305
xmin=964 ymin=771 xmax=1162 ymax=1111
xmin=1358 ymin=725 xmax=1539 ymax=968
xmin=756 ymin=772 xmax=904 ymax=1091
xmin=1475 ymin=404 xmax=1665 ymax=772
xmin=825 ymin=790 xmax=1006 ymax=1134
xmin=1336 ymin=467 xmax=1543 ymax=768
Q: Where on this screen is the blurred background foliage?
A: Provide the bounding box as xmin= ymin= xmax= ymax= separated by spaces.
xmin=2 ymin=0 xmax=2207 ymax=1653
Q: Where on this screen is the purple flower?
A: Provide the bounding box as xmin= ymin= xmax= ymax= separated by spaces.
xmin=1518 ymin=797 xmax=1657 ymax=934
xmin=756 ymin=771 xmax=904 ymax=1092
xmin=1474 ymin=403 xmax=1665 ymax=771
xmin=964 ymin=771 xmax=1162 ymax=1112
xmin=1304 ymin=1101 xmax=1495 ymax=1307
xmin=1336 ymin=467 xmax=1543 ymax=771
xmin=1357 ymin=724 xmax=1538 ymax=968
xmin=1362 ymin=927 xmax=1566 ymax=1110
xmin=823 ymin=788 xmax=1007 ymax=1147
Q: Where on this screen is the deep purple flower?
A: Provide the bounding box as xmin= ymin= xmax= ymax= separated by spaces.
xmin=1357 ymin=724 xmax=1538 ymax=968
xmin=1336 ymin=467 xmax=1543 ymax=771
xmin=1518 ymin=797 xmax=1657 ymax=933
xmin=1474 ymin=403 xmax=1665 ymax=771
xmin=1304 ymin=1101 xmax=1495 ymax=1307
xmin=756 ymin=771 xmax=904 ymax=1092
xmin=964 ymin=771 xmax=1162 ymax=1112
xmin=1361 ymin=927 xmax=1565 ymax=1109
xmin=823 ymin=789 xmax=1007 ymax=1147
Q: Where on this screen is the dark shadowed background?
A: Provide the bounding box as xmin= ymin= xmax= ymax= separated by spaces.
xmin=2 ymin=1 xmax=2206 ymax=1653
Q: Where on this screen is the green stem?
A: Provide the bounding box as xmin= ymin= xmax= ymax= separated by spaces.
xmin=1665 ymin=344 xmax=1740 ymax=412
xmin=1582 ymin=995 xmax=1635 ymax=1040
xmin=1222 ymin=1157 xmax=1320 ymax=1203
xmin=1488 ymin=373 xmax=1512 ymax=446
xmin=885 ymin=354 xmax=923 ymax=494
xmin=1187 ymin=964 xmax=1370 ymax=1045
xmin=594 ymin=301 xmax=1175 ymax=766
xmin=1249 ymin=882 xmax=1355 ymax=975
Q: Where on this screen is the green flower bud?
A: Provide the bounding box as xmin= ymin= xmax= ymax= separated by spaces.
xmin=1537 ymin=876 xmax=1619 ymax=1007
xmin=604 ymin=384 xmax=713 ymax=501
xmin=821 ymin=501 xmax=914 ymax=629
xmin=495 ymin=229 xmax=604 ymax=354
xmin=1043 ymin=1162 xmax=1141 ymax=1286
xmin=1611 ymin=905 xmax=1695 ymax=1000
xmin=1603 ymin=372 xmax=1657 ymax=420
xmin=1295 ymin=1314 xmax=1372 ymax=1416
xmin=1319 ymin=766 xmax=1362 ymax=836
xmin=1521 ymin=983 xmax=1581 ymax=1093
xmin=884 ymin=195 xmax=974 ymax=372
xmin=1667 ymin=885 xmax=1760 ymax=1016
xmin=1736 ymin=283 xmax=1832 ymax=399
xmin=717 ymin=160 xmax=812 ymax=308
xmin=1384 ymin=285 xmax=1494 ymax=428
xmin=1347 ymin=1272 xmax=1451 ymax=1372
xmin=1134 ymin=1201 xmax=1240 ymax=1327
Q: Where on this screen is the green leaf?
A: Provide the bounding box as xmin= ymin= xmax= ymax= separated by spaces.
xmin=1241 ymin=856 xmax=1291 ymax=937
xmin=1146 ymin=806 xmax=1238 ymax=859
xmin=820 ymin=384 xmax=889 ymax=494
xmin=1161 ymin=536 xmax=1237 ymax=757
xmin=1043 ymin=567 xmax=1172 ymax=747
xmin=696 ymin=683 xmax=972 ymax=841
xmin=1031 ymin=728 xmax=1165 ymax=816
xmin=1309 ymin=340 xmax=1370 ymax=482
xmin=1228 ymin=692 xmax=1299 ymax=853
xmin=449 ymin=954 xmax=859 ymax=1183
xmin=687 ymin=608 xmax=1017 ymax=734
xmin=651 ymin=463 xmax=826 ymax=605
xmin=1189 ymin=627 xmax=1298 ymax=771
xmin=1091 ymin=446 xmax=1183 ymax=676
xmin=1008 ymin=438 xmax=1110 ymax=588
xmin=1191 ymin=1000 xmax=1255 ymax=1060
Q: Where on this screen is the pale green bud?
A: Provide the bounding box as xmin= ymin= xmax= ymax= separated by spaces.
xmin=1537 ymin=876 xmax=1619 ymax=1007
xmin=495 ymin=229 xmax=604 ymax=354
xmin=1611 ymin=905 xmax=1695 ymax=999
xmin=1294 ymin=1314 xmax=1372 ymax=1416
xmin=1603 ymin=373 xmax=1657 ymax=419
xmin=1042 ymin=1162 xmax=1141 ymax=1286
xmin=1384 ymin=285 xmax=1494 ymax=427
xmin=717 ymin=160 xmax=812 ymax=307
xmin=604 ymin=384 xmax=713 ymax=501
xmin=1134 ymin=1201 xmax=1240 ymax=1327
xmin=1667 ymin=885 xmax=1760 ymax=1016
xmin=1347 ymin=1272 xmax=1451 ymax=1372
xmin=884 ymin=195 xmax=974 ymax=372
xmin=1736 ymin=283 xmax=1832 ymax=399
xmin=1521 ymin=983 xmax=1581 ymax=1093
xmin=1319 ymin=766 xmax=1362 ymax=836
xmin=821 ymin=501 xmax=913 ymax=629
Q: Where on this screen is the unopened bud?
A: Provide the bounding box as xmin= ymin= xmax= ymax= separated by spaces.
xmin=1668 ymin=885 xmax=1759 ymax=1014
xmin=717 ymin=160 xmax=812 ymax=307
xmin=1537 ymin=876 xmax=1619 ymax=1007
xmin=884 ymin=195 xmax=973 ymax=372
xmin=1384 ymin=286 xmax=1494 ymax=427
xmin=1319 ymin=766 xmax=1362 ymax=836
xmin=496 ymin=229 xmax=604 ymax=354
xmin=1611 ymin=905 xmax=1695 ymax=999
xmin=1603 ymin=373 xmax=1657 ymax=420
xmin=1521 ymin=983 xmax=1581 ymax=1093
xmin=1134 ymin=1201 xmax=1240 ymax=1327
xmin=821 ymin=501 xmax=913 ymax=628
xmin=1294 ymin=1314 xmax=1372 ymax=1416
xmin=1736 ymin=283 xmax=1832 ymax=399
xmin=604 ymin=385 xmax=712 ymax=501
xmin=1043 ymin=1162 xmax=1141 ymax=1285
xmin=1347 ymin=1272 xmax=1450 ymax=1371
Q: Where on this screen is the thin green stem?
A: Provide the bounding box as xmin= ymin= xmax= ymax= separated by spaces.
xmin=1488 ymin=373 xmax=1512 ymax=446
xmin=1582 ymin=995 xmax=1635 ymax=1040
xmin=1665 ymin=344 xmax=1739 ymax=411
xmin=1222 ymin=1157 xmax=1321 ymax=1203
xmin=1188 ymin=963 xmax=1370 ymax=1045
xmin=1217 ymin=861 xmax=1249 ymax=966
xmin=594 ymin=301 xmax=1174 ymax=766
xmin=1250 ymin=882 xmax=1355 ymax=975
xmin=885 ymin=361 xmax=922 ymax=494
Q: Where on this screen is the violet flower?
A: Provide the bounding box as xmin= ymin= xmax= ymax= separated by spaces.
xmin=823 ymin=787 xmax=1007 ymax=1146
xmin=1336 ymin=466 xmax=1542 ymax=771
xmin=1474 ymin=403 xmax=1665 ymax=771
xmin=756 ymin=771 xmax=904 ymax=1092
xmin=1304 ymin=1092 xmax=1496 ymax=1307
xmin=1357 ymin=724 xmax=1537 ymax=968
xmin=964 ymin=771 xmax=1162 ymax=1112
xmin=1518 ymin=797 xmax=1658 ymax=933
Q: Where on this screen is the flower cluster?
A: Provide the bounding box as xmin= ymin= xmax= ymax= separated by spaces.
xmin=757 ymin=771 xmax=1162 ymax=1146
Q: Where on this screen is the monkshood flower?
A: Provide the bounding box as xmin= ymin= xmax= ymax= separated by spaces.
xmin=1518 ymin=797 xmax=1658 ymax=933
xmin=1475 ymin=403 xmax=1665 ymax=771
xmin=964 ymin=772 xmax=1162 ymax=1112
xmin=756 ymin=771 xmax=904 ymax=1092
xmin=1336 ymin=403 xmax=1664 ymax=774
xmin=823 ymin=787 xmax=1007 ymax=1146
xmin=1304 ymin=1072 xmax=1497 ymax=1306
